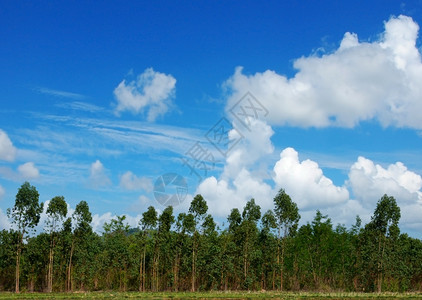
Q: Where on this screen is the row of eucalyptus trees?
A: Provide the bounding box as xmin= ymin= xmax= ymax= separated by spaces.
xmin=1 ymin=181 xmax=422 ymax=293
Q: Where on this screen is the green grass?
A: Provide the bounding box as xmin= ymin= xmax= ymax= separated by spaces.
xmin=1 ymin=291 xmax=422 ymax=300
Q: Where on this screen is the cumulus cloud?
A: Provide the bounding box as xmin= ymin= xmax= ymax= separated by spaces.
xmin=91 ymin=212 xmax=142 ymax=233
xmin=120 ymin=171 xmax=153 ymax=192
xmin=18 ymin=162 xmax=40 ymax=179
xmin=347 ymin=156 xmax=422 ymax=233
xmin=273 ymin=147 xmax=350 ymax=210
xmin=225 ymin=15 xmax=422 ymax=128
xmin=222 ymin=119 xmax=274 ymax=179
xmin=114 ymin=68 xmax=176 ymax=121
xmin=197 ymin=170 xmax=274 ymax=218
xmin=0 ymin=129 xmax=17 ymax=162
xmin=89 ymin=160 xmax=111 ymax=188
xmin=196 ymin=119 xmax=275 ymax=217
xmin=348 ymin=156 xmax=422 ymax=205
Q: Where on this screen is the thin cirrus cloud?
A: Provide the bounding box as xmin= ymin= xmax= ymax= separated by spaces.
xmin=113 ymin=68 xmax=176 ymax=122
xmin=225 ymin=15 xmax=422 ymax=129
xmin=35 ymin=87 xmax=87 ymax=100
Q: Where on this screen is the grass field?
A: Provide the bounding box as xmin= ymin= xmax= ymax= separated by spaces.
xmin=1 ymin=291 xmax=422 ymax=300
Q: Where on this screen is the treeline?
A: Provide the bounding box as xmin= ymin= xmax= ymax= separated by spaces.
xmin=1 ymin=181 xmax=422 ymax=293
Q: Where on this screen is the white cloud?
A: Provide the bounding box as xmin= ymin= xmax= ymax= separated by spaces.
xmin=225 ymin=15 xmax=422 ymax=129
xmin=114 ymin=68 xmax=176 ymax=121
xmin=197 ymin=119 xmax=277 ymax=217
xmin=0 ymin=185 xmax=4 ymax=200
xmin=0 ymin=129 xmax=17 ymax=162
xmin=120 ymin=171 xmax=153 ymax=192
xmin=18 ymin=162 xmax=40 ymax=179
xmin=91 ymin=212 xmax=142 ymax=233
xmin=91 ymin=212 xmax=113 ymax=233
xmin=348 ymin=156 xmax=422 ymax=233
xmin=348 ymin=156 xmax=422 ymax=205
xmin=223 ymin=119 xmax=274 ymax=179
xmin=128 ymin=195 xmax=153 ymax=213
xmin=89 ymin=160 xmax=111 ymax=188
xmin=273 ymin=147 xmax=349 ymax=210
xmin=197 ymin=170 xmax=274 ymax=218
xmin=0 ymin=208 xmax=11 ymax=231
xmin=36 ymin=87 xmax=86 ymax=100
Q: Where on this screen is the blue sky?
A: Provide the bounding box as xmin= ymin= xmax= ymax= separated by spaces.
xmin=1 ymin=1 xmax=422 ymax=237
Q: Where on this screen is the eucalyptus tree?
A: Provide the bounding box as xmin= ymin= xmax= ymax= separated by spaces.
xmin=156 ymin=206 xmax=174 ymax=291
xmin=67 ymin=200 xmax=92 ymax=291
xmin=225 ymin=208 xmax=242 ymax=288
xmin=0 ymin=229 xmax=19 ymax=291
xmin=273 ymin=189 xmax=299 ymax=290
xmin=261 ymin=210 xmax=277 ymax=289
xmin=7 ymin=182 xmax=43 ymax=293
xmin=363 ymin=194 xmax=400 ymax=293
xmin=45 ymin=196 xmax=67 ymax=292
xmin=199 ymin=214 xmax=221 ymax=290
xmin=173 ymin=212 xmax=194 ymax=291
xmin=139 ymin=206 xmax=157 ymax=291
xmin=241 ymin=198 xmax=261 ymax=289
xmin=103 ymin=215 xmax=130 ymax=291
xmin=188 ymin=194 xmax=208 ymax=292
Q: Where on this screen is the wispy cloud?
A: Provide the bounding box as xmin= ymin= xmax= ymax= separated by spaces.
xmin=35 ymin=87 xmax=87 ymax=100
xmin=55 ymin=101 xmax=104 ymax=113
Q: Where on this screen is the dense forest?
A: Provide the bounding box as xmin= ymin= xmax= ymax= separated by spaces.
xmin=1 ymin=181 xmax=422 ymax=293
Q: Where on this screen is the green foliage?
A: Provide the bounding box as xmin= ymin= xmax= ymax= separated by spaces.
xmin=7 ymin=182 xmax=43 ymax=236
xmin=273 ymin=189 xmax=300 ymax=238
xmin=3 ymin=184 xmax=422 ymax=293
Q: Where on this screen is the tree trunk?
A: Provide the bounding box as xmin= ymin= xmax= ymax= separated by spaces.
xmin=143 ymin=248 xmax=146 ymax=291
xmin=280 ymin=238 xmax=285 ymax=291
xmin=192 ymin=243 xmax=195 ymax=292
xmin=139 ymin=249 xmax=143 ymax=292
xmin=377 ymin=235 xmax=382 ymax=293
xmin=15 ymin=243 xmax=21 ymax=293
xmin=47 ymin=233 xmax=55 ymax=293
xmin=174 ymin=249 xmax=179 ymax=292
xmin=67 ymin=239 xmax=74 ymax=292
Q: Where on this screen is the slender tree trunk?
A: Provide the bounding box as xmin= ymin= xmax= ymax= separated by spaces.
xmin=15 ymin=241 xmax=21 ymax=293
xmin=67 ymin=239 xmax=74 ymax=292
xmin=377 ymin=234 xmax=386 ymax=293
xmin=47 ymin=234 xmax=55 ymax=293
xmin=277 ymin=241 xmax=280 ymax=290
xmin=139 ymin=248 xmax=143 ymax=292
xmin=307 ymin=245 xmax=317 ymax=287
xmin=143 ymin=248 xmax=146 ymax=291
xmin=377 ymin=234 xmax=381 ymax=293
xmin=191 ymin=242 xmax=195 ymax=292
xmin=48 ymin=247 xmax=53 ymax=292
xmin=174 ymin=248 xmax=180 ymax=292
xmin=244 ymin=232 xmax=248 ymax=284
xmin=280 ymin=238 xmax=285 ymax=291
xmin=272 ymin=269 xmax=275 ymax=290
